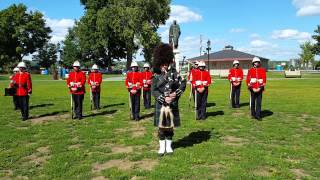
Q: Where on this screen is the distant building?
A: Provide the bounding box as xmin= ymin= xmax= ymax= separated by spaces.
xmin=188 ymin=45 xmax=269 ymax=76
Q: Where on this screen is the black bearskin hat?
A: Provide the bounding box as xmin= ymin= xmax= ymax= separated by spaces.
xmin=153 ymin=43 xmax=174 ymax=69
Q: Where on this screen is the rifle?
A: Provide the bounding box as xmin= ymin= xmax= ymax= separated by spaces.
xmin=194 ymin=89 xmax=197 ymax=120
xmin=70 ymin=94 xmax=74 ymax=119
xmin=128 ymin=91 xmax=133 ymax=120
xmin=90 ymin=86 xmax=93 ymax=111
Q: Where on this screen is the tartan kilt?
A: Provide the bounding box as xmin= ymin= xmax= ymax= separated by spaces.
xmin=154 ymin=99 xmax=181 ymax=128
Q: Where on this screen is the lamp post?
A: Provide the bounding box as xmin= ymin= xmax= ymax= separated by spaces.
xmin=206 ymin=40 xmax=211 ymax=71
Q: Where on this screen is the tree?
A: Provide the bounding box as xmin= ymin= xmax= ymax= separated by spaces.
xmin=61 ymin=27 xmax=82 ymax=68
xmin=299 ymin=41 xmax=315 ymax=70
xmin=0 ymin=4 xmax=51 ymax=70
xmin=33 ymin=43 xmax=58 ymax=69
xmin=312 ymin=25 xmax=320 ymax=55
xmin=78 ymin=0 xmax=170 ymax=69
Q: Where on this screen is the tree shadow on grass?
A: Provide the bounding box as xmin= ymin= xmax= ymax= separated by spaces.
xmin=173 ymin=130 xmax=213 ymax=149
xmin=101 ymin=103 xmax=125 ymax=109
xmin=207 ymin=102 xmax=216 ymax=107
xmin=140 ymin=112 xmax=154 ymax=121
xmin=29 ymin=110 xmax=68 ymax=119
xmin=30 ymin=103 xmax=54 ymax=110
xmin=240 ymin=102 xmax=249 ymax=107
xmin=206 ymin=111 xmax=224 ymax=117
xmin=261 ymin=110 xmax=273 ymax=118
xmin=84 ymin=110 xmax=117 ymax=118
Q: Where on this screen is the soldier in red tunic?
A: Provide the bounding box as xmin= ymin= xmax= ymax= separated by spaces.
xmin=141 ymin=63 xmax=153 ymax=109
xmin=9 ymin=67 xmax=20 ymax=110
xmin=10 ymin=62 xmax=32 ymax=120
xmin=246 ymin=57 xmax=267 ymax=120
xmin=193 ymin=61 xmax=212 ymax=120
xmin=88 ymin=64 xmax=103 ymax=110
xmin=125 ymin=61 xmax=142 ymax=121
xmin=228 ymin=60 xmax=244 ymax=108
xmin=67 ymin=61 xmax=86 ymax=120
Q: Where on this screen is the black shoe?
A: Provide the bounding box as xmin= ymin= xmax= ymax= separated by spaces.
xmin=22 ymin=117 xmax=28 ymax=121
xmin=201 ymin=116 xmax=207 ymax=120
xmin=235 ymin=105 xmax=240 ymax=108
xmin=255 ymin=116 xmax=262 ymax=121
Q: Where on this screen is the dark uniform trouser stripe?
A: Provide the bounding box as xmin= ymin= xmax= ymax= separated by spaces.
xmin=130 ymin=93 xmax=140 ymax=119
xmin=73 ymin=94 xmax=84 ymax=118
xmin=143 ymin=90 xmax=151 ymax=108
xmin=196 ymin=91 xmax=208 ymax=118
xmin=231 ymin=85 xmax=241 ymax=107
xmin=250 ymin=90 xmax=262 ymax=118
xmin=92 ymin=92 xmax=100 ymax=109
xmin=17 ymin=96 xmax=28 ymax=119
xmin=13 ymin=95 xmax=19 ymax=109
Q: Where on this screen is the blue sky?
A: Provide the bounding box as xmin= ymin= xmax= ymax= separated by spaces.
xmin=1 ymin=0 xmax=320 ymax=61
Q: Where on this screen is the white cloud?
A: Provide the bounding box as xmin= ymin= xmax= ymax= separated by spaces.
xmin=230 ymin=28 xmax=246 ymax=33
xmin=272 ymin=29 xmax=313 ymax=43
xmin=250 ymin=33 xmax=260 ymax=39
xmin=167 ymin=5 xmax=202 ymax=24
xmin=45 ymin=18 xmax=75 ymax=43
xmin=250 ymin=40 xmax=271 ymax=48
xmin=293 ymin=0 xmax=320 ymax=16
xmin=237 ymin=39 xmax=300 ymax=60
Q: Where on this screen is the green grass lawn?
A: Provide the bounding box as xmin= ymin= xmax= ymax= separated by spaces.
xmin=0 ymin=77 xmax=319 ymax=179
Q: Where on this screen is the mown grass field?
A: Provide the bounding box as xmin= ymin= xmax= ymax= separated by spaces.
xmin=0 ymin=74 xmax=319 ymax=179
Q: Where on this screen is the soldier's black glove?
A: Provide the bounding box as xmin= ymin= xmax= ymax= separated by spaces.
xmin=157 ymin=95 xmax=165 ymax=104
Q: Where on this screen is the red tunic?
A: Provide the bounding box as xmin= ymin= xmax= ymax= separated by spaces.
xmin=246 ymin=67 xmax=267 ymax=90
xmin=141 ymin=71 xmax=153 ymax=91
xmin=125 ymin=71 xmax=142 ymax=95
xmin=67 ymin=71 xmax=86 ymax=94
xmin=188 ymin=68 xmax=199 ymax=88
xmin=228 ymin=68 xmax=244 ymax=86
xmin=11 ymin=72 xmax=32 ymax=96
xmin=88 ymin=72 xmax=103 ymax=92
xmin=193 ymin=70 xmax=212 ymax=91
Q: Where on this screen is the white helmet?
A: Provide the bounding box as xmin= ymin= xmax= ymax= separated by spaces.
xmin=92 ymin=64 xmax=98 ymax=70
xmin=73 ymin=61 xmax=81 ymax=67
xmin=198 ymin=61 xmax=206 ymax=67
xmin=252 ymin=57 xmax=261 ymax=63
xmin=13 ymin=67 xmax=19 ymax=72
xmin=195 ymin=61 xmax=200 ymax=65
xmin=143 ymin=63 xmax=150 ymax=68
xmin=131 ymin=61 xmax=138 ymax=67
xmin=233 ymin=60 xmax=240 ymax=65
xmin=17 ymin=62 xmax=26 ymax=68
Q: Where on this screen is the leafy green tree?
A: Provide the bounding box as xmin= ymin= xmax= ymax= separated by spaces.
xmin=78 ymin=0 xmax=170 ymax=69
xmin=61 ymin=27 xmax=82 ymax=68
xmin=312 ymin=25 xmax=320 ymax=55
xmin=299 ymin=41 xmax=315 ymax=70
xmin=0 ymin=3 xmax=51 ymax=70
xmin=33 ymin=43 xmax=58 ymax=69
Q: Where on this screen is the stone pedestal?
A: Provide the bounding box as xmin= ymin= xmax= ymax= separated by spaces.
xmin=173 ymin=48 xmax=181 ymax=72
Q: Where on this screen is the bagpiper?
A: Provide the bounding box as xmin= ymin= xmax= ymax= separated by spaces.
xmin=88 ymin=64 xmax=103 ymax=110
xmin=246 ymin=57 xmax=267 ymax=121
xmin=228 ymin=60 xmax=244 ymax=108
xmin=9 ymin=62 xmax=32 ymax=120
xmin=141 ymin=63 xmax=153 ymax=109
xmin=193 ymin=61 xmax=212 ymax=120
xmin=152 ymin=43 xmax=186 ymax=156
xmin=67 ymin=61 xmax=86 ymax=120
xmin=125 ymin=61 xmax=142 ymax=121
xmin=188 ymin=61 xmax=199 ymax=107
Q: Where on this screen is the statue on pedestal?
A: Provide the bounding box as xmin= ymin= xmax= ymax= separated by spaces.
xmin=169 ymin=20 xmax=181 ymax=49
